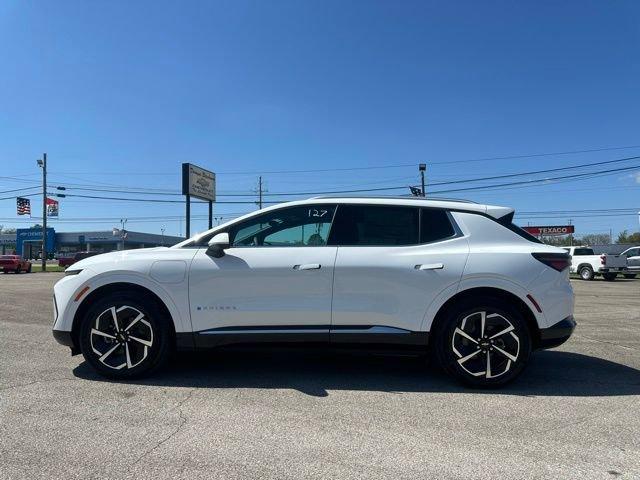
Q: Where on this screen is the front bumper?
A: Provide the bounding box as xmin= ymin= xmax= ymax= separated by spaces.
xmin=538 ymin=316 xmax=576 ymax=349
xmin=52 ymin=329 xmax=74 ymax=348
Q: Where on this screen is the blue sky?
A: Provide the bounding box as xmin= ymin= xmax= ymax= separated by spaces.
xmin=1 ymin=0 xmax=639 ymax=238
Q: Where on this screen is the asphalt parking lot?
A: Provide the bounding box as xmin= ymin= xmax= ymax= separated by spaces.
xmin=1 ymin=273 xmax=639 ymax=479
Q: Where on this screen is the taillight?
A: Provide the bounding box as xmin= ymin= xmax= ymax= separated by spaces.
xmin=600 ymin=254 xmax=606 ymax=266
xmin=532 ymin=252 xmax=571 ymax=272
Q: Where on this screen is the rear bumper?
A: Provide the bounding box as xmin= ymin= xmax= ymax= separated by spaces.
xmin=538 ymin=316 xmax=576 ymax=349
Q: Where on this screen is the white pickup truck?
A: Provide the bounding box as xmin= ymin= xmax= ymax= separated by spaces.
xmin=563 ymin=246 xmax=628 ymax=281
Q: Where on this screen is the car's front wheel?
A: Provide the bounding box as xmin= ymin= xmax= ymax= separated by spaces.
xmin=78 ymin=293 xmax=172 ymax=379
xmin=435 ymin=299 xmax=532 ymax=387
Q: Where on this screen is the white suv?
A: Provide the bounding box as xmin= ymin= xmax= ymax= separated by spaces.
xmin=52 ymin=196 xmax=575 ymax=387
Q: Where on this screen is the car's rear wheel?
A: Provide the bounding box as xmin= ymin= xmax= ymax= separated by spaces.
xmin=435 ymin=298 xmax=532 ymax=387
xmin=26 ymin=264 xmax=32 ymax=273
xmin=15 ymin=266 xmax=20 ymax=274
xmin=579 ymin=266 xmax=594 ymax=281
xmin=624 ymin=274 xmax=637 ymax=279
xmin=602 ymin=273 xmax=617 ymax=281
xmin=78 ymin=293 xmax=172 ymax=379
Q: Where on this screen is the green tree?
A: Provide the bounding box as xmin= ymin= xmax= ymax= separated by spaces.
xmin=577 ymin=233 xmax=611 ymax=246
xmin=616 ymin=230 xmax=640 ymax=244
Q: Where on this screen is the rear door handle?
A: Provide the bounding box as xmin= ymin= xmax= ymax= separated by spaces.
xmin=293 ymin=263 xmax=321 ymax=270
xmin=415 ymin=263 xmax=444 ymax=271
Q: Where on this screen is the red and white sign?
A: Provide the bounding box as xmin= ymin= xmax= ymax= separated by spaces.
xmin=522 ymin=225 xmax=575 ymax=236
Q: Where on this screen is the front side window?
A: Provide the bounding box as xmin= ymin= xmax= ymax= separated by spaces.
xmin=328 ymin=205 xmax=419 ymax=246
xmin=228 ymin=205 xmax=336 ymax=247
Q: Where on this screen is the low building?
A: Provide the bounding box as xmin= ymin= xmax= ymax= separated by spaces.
xmin=1 ymin=228 xmax=184 ymax=258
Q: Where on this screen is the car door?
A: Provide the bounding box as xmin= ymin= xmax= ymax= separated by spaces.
xmin=328 ymin=205 xmax=469 ymax=343
xmin=188 ymin=204 xmax=338 ymax=344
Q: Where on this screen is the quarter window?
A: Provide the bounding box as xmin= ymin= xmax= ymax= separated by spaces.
xmin=228 ymin=205 xmax=336 ymax=247
xmin=328 ymin=205 xmax=419 ymax=246
xmin=420 ymin=209 xmax=456 ymax=243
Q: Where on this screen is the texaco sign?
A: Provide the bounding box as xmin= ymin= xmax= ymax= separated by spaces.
xmin=522 ymin=225 xmax=575 ymax=236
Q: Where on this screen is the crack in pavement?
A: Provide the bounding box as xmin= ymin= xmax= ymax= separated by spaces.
xmin=0 ymin=377 xmax=71 ymax=392
xmin=126 ymin=388 xmax=197 ymax=473
xmin=573 ymin=334 xmax=636 ymax=351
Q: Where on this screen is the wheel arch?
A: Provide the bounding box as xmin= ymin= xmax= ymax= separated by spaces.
xmin=577 ymin=263 xmax=593 ymax=272
xmin=71 ymin=282 xmax=177 ymax=350
xmin=429 ymin=287 xmax=541 ymax=349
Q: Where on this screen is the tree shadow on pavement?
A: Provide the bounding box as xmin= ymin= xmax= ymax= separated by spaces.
xmin=73 ymin=349 xmax=640 ymax=398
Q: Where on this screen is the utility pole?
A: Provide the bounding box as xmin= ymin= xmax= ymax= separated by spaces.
xmin=37 ymin=153 xmax=47 ymax=271
xmin=160 ymin=226 xmax=165 ymax=246
xmin=568 ymin=219 xmax=573 ymax=246
xmin=258 ymin=176 xmax=263 ymax=209
xmin=419 ymin=164 xmax=426 ymax=197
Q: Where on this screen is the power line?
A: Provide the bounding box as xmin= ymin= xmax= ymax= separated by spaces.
xmin=429 ymin=155 xmax=640 ymax=186
xmin=42 ymin=143 xmax=640 ymax=176
xmin=37 ymin=155 xmax=640 ymax=198
xmin=429 ymin=163 xmax=640 ymax=195
xmin=429 ymin=144 xmax=640 ymax=165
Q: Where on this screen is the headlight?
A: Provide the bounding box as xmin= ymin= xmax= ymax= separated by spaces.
xmin=65 ymin=269 xmax=82 ymax=276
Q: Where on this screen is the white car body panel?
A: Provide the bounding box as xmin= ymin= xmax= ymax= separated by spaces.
xmin=331 ymin=236 xmax=469 ymax=332
xmin=53 ymin=248 xmax=197 ymax=333
xmin=188 ymin=246 xmax=338 ymax=331
xmin=52 ymin=197 xmax=574 ymax=354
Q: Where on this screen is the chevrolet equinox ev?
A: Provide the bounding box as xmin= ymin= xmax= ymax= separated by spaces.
xmin=52 ymin=197 xmax=575 ymax=387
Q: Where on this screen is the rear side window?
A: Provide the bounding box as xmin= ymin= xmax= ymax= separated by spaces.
xmin=574 ymin=248 xmax=595 ymax=256
xmin=328 ymin=205 xmax=419 ymax=246
xmin=420 ymin=209 xmax=456 ymax=243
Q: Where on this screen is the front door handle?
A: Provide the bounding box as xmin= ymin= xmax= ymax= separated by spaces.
xmin=415 ymin=263 xmax=444 ymax=271
xmin=293 ymin=263 xmax=321 ymax=270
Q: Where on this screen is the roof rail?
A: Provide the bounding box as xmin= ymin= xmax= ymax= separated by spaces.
xmin=311 ymin=194 xmax=477 ymax=204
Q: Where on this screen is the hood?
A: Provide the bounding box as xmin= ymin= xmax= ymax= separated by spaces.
xmin=69 ymin=247 xmax=169 ymax=271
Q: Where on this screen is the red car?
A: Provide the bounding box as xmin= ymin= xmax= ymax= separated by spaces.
xmin=57 ymin=251 xmax=99 ymax=268
xmin=0 ymin=255 xmax=32 ymax=274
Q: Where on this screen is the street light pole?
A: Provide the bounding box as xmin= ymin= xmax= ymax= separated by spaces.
xmin=38 ymin=154 xmax=47 ymax=271
xmin=160 ymin=226 xmax=165 ymax=246
xmin=419 ymin=163 xmax=426 ymax=197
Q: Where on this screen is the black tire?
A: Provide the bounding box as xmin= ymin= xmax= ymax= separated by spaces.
xmin=15 ymin=266 xmax=20 ymax=274
xmin=78 ymin=292 xmax=172 ymax=379
xmin=602 ymin=273 xmax=617 ymax=281
xmin=26 ymin=264 xmax=32 ymax=273
xmin=624 ymin=274 xmax=637 ymax=279
xmin=434 ymin=297 xmax=532 ymax=387
xmin=579 ymin=266 xmax=594 ymax=281
xmin=2 ymin=269 xmax=7 ymax=274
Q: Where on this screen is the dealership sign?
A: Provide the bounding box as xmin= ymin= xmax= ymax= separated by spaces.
xmin=522 ymin=225 xmax=575 ymax=236
xmin=182 ymin=163 xmax=215 ymax=202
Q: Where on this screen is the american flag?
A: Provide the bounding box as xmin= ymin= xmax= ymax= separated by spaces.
xmin=17 ymin=197 xmax=31 ymax=215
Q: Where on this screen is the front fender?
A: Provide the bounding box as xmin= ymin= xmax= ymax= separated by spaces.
xmin=54 ymin=270 xmax=191 ymax=333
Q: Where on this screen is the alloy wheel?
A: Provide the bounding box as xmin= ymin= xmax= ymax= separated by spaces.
xmin=90 ymin=305 xmax=154 ymax=370
xmin=451 ymin=311 xmax=520 ymax=379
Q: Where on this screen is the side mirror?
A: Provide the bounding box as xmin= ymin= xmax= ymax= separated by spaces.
xmin=206 ymin=232 xmax=230 ymax=258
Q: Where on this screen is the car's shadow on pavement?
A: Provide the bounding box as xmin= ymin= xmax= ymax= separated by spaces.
xmin=73 ymin=349 xmax=640 ymax=398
